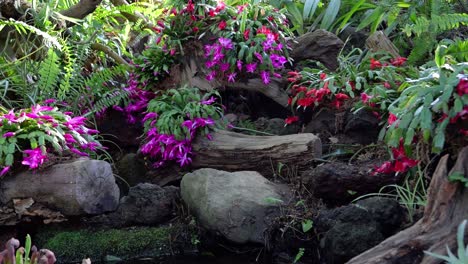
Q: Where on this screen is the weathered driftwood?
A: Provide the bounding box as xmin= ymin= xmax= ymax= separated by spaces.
xmin=365 ymin=31 xmax=401 ymax=58
xmin=347 ymin=146 xmax=468 ymax=264
xmin=290 ymin=29 xmax=344 ymax=70
xmin=0 ymin=159 xmax=120 ymax=216
xmin=192 ymin=130 xmax=322 ymax=176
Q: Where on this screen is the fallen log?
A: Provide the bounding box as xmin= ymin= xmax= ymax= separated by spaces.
xmin=347 ymin=146 xmax=468 ymax=264
xmin=0 ymin=159 xmax=120 ymax=216
xmin=192 ymin=130 xmax=322 ymax=176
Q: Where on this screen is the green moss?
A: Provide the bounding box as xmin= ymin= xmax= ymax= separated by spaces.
xmin=39 ymin=226 xmax=185 ymax=263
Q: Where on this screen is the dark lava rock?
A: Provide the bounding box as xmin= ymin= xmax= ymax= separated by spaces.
xmin=343 ymin=109 xmax=380 ymax=145
xmin=302 ymin=162 xmax=402 ymax=206
xmin=115 ymin=153 xmax=148 ymax=186
xmin=254 ymin=117 xmax=300 ymax=135
xmin=323 ymin=221 xmax=384 ymax=264
xmin=87 ymin=183 xmax=178 ymax=227
xmin=315 ymin=197 xmax=405 ymax=263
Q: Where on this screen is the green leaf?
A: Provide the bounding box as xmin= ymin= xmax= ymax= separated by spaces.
xmin=30 ymin=138 xmax=38 ymax=149
xmin=5 ymin=154 xmax=13 ymax=166
xmin=7 ymin=143 xmax=15 ymax=154
xmin=303 ymin=0 xmax=320 ymax=20
xmin=320 ymin=0 xmax=341 ymax=30
xmin=357 ymin=6 xmax=384 ymax=32
xmin=302 ymin=219 xmax=314 ymax=233
xmin=285 ymin=1 xmax=304 ymax=34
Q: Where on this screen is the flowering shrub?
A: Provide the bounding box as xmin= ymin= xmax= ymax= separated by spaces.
xmin=140 ymin=87 xmax=223 ymax=167
xmin=0 ymin=105 xmax=101 ymax=176
xmin=132 ymin=45 xmax=176 ymax=86
xmin=151 ymin=0 xmax=293 ymax=84
xmin=382 ymin=62 xmax=468 ymax=153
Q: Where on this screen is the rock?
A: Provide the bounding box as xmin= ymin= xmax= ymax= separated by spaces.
xmin=339 ymin=26 xmax=368 ymax=50
xmin=344 ymin=109 xmax=380 ymax=145
xmin=254 ymin=118 xmax=300 ymax=135
xmin=87 ymin=183 xmax=178 ymax=227
xmin=181 ymin=168 xmax=291 ymax=244
xmin=290 ymin=30 xmax=344 ymax=71
xmin=115 ymin=153 xmax=148 ymax=186
xmin=0 ymin=159 xmax=120 ymax=216
xmin=356 ymin=197 xmax=405 ymax=236
xmin=302 ymin=161 xmax=401 ymax=206
xmin=316 ymin=198 xmax=405 ymax=263
xmin=37 ymin=225 xmax=195 ymax=264
xmin=303 ymin=108 xmax=337 ymax=137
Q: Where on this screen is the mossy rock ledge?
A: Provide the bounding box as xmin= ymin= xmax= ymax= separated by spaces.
xmin=37 ymin=225 xmax=196 ymax=263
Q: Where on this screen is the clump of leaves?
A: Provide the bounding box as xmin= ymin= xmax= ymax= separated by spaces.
xmin=0 ymin=105 xmax=101 ymax=176
xmin=140 ymin=87 xmax=224 ymax=167
xmin=0 ymin=235 xmax=56 ymax=264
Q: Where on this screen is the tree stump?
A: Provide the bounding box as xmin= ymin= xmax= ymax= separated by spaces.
xmin=365 ymin=31 xmax=401 ymax=58
xmin=192 ymin=130 xmax=322 ymax=176
xmin=347 ymin=146 xmax=468 ymax=264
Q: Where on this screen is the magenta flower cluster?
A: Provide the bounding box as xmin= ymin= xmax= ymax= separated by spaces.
xmin=114 ymin=73 xmax=155 ymax=123
xmin=204 ymin=24 xmax=288 ymax=85
xmin=140 ymin=97 xmax=217 ymax=168
xmin=0 ymin=105 xmax=101 ymax=176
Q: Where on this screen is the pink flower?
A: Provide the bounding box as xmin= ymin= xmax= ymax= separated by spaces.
xmin=254 ymin=52 xmax=263 ymax=63
xmin=370 ymin=58 xmax=382 ymax=70
xmin=227 ymin=72 xmax=237 ymax=82
xmin=218 ymin=20 xmax=227 ymax=30
xmin=456 ymin=78 xmax=468 ymax=96
xmin=22 ymin=148 xmax=47 ymax=169
xmin=206 ymin=71 xmax=216 ymax=81
xmin=243 ymin=29 xmax=250 ymax=40
xmin=2 ymin=110 xmax=17 ymax=124
xmin=215 ymin=1 xmax=225 ymax=12
xmin=245 ymin=63 xmax=257 ymax=73
xmin=372 ymin=161 xmax=393 ymax=175
xmin=2 ymin=132 xmax=15 ymax=138
xmin=64 ymin=134 xmax=77 ymax=144
xmin=70 ymin=148 xmax=89 ymax=157
xmin=218 ymin=38 xmax=233 ymax=50
xmin=0 ymin=166 xmax=10 ymax=177
xmin=219 ymin=63 xmax=230 ymax=72
xmin=236 ymin=60 xmax=243 ymax=71
xmin=261 ymin=71 xmax=270 ymax=85
xmin=201 ymin=96 xmax=216 ymax=105
xmin=360 ymin=93 xmax=372 ymax=104
xmin=43 ymin=99 xmax=56 ymax=104
xmin=270 ymin=54 xmax=287 ymax=69
xmin=388 ymin=113 xmax=398 ymax=126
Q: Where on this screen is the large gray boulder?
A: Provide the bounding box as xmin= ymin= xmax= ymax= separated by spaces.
xmin=181 ymin=168 xmax=291 ymax=244
xmin=0 ymin=159 xmax=120 ymax=216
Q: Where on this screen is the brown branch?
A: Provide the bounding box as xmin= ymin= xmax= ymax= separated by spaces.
xmin=60 ymin=0 xmax=102 ymax=20
xmin=90 ymin=43 xmax=132 ymax=67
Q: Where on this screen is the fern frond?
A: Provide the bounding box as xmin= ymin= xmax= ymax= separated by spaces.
xmin=0 ymin=19 xmax=62 ymax=49
xmin=37 ymin=49 xmax=60 ymax=98
xmin=91 ymin=89 xmax=131 ymax=115
xmin=445 ymin=39 xmax=468 ymax=63
xmin=57 ymin=40 xmax=75 ymax=100
xmin=408 ymin=13 xmax=468 ymax=37
xmin=408 ymin=34 xmax=434 ymax=64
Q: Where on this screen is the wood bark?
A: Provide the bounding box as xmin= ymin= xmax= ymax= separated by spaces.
xmin=347 ymin=146 xmax=468 ymax=264
xmin=191 ymin=130 xmax=322 ymax=176
xmin=365 ymin=31 xmax=401 ymax=58
xmin=0 ymin=159 xmax=120 ymax=216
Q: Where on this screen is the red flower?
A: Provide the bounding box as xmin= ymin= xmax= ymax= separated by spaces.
xmin=348 ymin=81 xmax=356 ymax=90
xmin=215 ymin=1 xmax=226 ymax=12
xmin=287 ymin=97 xmax=293 ymax=105
xmin=456 ymin=78 xmax=468 ymax=96
xmin=460 ymin=129 xmax=468 ymax=136
xmin=285 ymin=116 xmax=299 ymax=125
xmin=390 ymin=57 xmax=407 ymax=67
xmin=320 ymin=72 xmax=327 ymax=80
xmin=185 ymin=0 xmax=195 ymax=13
xmin=373 ymin=161 xmax=393 ymax=175
xmin=218 ymin=20 xmax=227 ymax=30
xmin=394 ymin=157 xmax=418 ymax=172
xmin=360 ymin=92 xmax=372 ymax=104
xmin=335 ymin=93 xmax=349 ymax=100
xmin=384 ymin=82 xmax=391 ymax=89
xmin=257 ymin=26 xmax=272 ymax=36
xmin=297 ymin=97 xmax=314 ymax=108
xmin=388 ymin=113 xmax=398 ymax=125
xmin=243 ymin=29 xmax=250 ymax=40
xmin=370 ymin=58 xmax=382 ymax=70
xmin=208 ymin=9 xmax=216 ymax=17
xmin=193 ymin=27 xmax=199 ymax=33
xmin=450 ymin=106 xmax=468 ymax=123
xmin=157 ymin=20 xmax=165 ymax=28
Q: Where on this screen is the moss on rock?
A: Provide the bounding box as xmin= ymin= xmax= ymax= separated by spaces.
xmin=38 ymin=225 xmax=194 ymax=263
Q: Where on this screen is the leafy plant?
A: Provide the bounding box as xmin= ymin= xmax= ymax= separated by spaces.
xmin=0 ymin=105 xmax=101 ymax=176
xmin=140 ymin=87 xmax=224 ymax=167
xmin=424 ymin=219 xmax=468 ymax=263
xmin=0 ymin=235 xmax=56 ymax=264
xmin=293 ymin=247 xmax=305 ymax=263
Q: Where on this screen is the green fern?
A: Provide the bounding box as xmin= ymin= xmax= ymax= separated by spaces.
xmin=37 ymin=49 xmax=60 ymax=98
xmin=405 ymin=13 xmax=468 ymax=37
xmin=445 ymin=40 xmax=468 ymax=62
xmin=0 ymin=19 xmax=62 ymax=49
xmin=57 ymin=40 xmax=75 ymax=100
xmin=90 ymin=89 xmax=131 ymax=116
